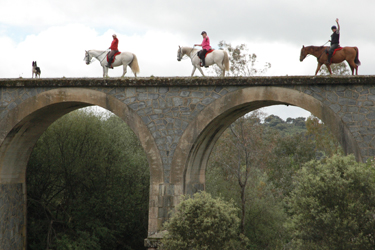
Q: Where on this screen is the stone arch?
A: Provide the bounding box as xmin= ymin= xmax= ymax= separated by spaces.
xmin=171 ymin=86 xmax=361 ymax=195
xmin=0 ymin=88 xmax=163 ymax=246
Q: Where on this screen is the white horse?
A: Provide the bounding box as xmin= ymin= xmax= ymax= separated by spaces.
xmin=177 ymin=46 xmax=229 ymax=77
xmin=84 ymin=50 xmax=140 ymax=77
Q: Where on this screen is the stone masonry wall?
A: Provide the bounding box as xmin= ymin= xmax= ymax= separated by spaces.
xmin=291 ymin=84 xmax=375 ymax=161
xmin=0 ymin=183 xmax=24 ymax=250
xmin=0 ymin=76 xmax=375 ymax=247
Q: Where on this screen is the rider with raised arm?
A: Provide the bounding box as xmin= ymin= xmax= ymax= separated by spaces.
xmin=194 ymin=31 xmax=211 ymax=67
xmin=107 ymin=34 xmax=119 ymax=68
xmin=327 ymin=18 xmax=340 ymax=64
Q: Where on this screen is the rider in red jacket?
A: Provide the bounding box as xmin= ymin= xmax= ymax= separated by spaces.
xmin=107 ymin=34 xmax=119 ymax=68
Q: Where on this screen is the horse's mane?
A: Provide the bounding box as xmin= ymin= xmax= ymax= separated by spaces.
xmin=307 ymin=45 xmax=328 ymax=52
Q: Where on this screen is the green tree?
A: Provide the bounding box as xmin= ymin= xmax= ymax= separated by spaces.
xmin=285 ymin=155 xmax=375 ymax=249
xmin=27 ymin=108 xmax=149 ymax=250
xmin=306 ymin=115 xmax=343 ymax=157
xmin=162 ymin=191 xmax=244 ymax=250
xmin=266 ymin=133 xmax=316 ymax=196
xmin=209 ymin=41 xmax=271 ymax=76
xmin=208 ymin=111 xmax=278 ymax=234
xmin=207 ymin=111 xmax=288 ymax=249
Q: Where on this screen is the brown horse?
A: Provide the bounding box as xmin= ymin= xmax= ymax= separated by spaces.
xmin=300 ymin=45 xmax=361 ymax=75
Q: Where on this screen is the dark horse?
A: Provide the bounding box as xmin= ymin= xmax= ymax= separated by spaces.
xmin=300 ymin=45 xmax=361 ymax=75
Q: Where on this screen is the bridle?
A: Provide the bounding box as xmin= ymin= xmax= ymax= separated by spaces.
xmin=302 ymin=41 xmax=330 ymax=61
xmin=178 ymin=46 xmax=197 ymax=61
xmin=177 ymin=47 xmax=183 ymax=61
xmin=85 ymin=50 xmax=109 ymax=64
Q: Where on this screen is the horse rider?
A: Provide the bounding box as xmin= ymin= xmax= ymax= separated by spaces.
xmin=107 ymin=34 xmax=119 ymax=68
xmin=327 ymin=18 xmax=340 ymax=64
xmin=194 ymin=31 xmax=211 ymax=67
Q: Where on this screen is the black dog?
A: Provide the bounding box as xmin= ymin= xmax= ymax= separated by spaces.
xmin=32 ymin=61 xmax=41 ymax=78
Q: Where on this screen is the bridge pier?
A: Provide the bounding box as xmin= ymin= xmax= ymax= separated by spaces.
xmin=0 ymin=77 xmax=373 ymax=249
xmin=0 ymin=183 xmax=26 ymax=249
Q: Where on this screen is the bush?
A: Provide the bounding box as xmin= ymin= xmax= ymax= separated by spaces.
xmin=285 ymin=155 xmax=375 ymax=249
xmin=162 ymin=191 xmax=245 ymax=250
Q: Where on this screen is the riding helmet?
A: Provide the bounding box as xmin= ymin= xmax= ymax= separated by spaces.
xmin=331 ymin=25 xmax=337 ymax=30
xmin=201 ymin=31 xmax=207 ymax=35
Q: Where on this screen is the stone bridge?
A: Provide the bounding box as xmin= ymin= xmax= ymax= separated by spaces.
xmin=0 ymin=76 xmax=375 ymax=249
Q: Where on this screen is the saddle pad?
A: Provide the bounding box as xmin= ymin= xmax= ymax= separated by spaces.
xmin=326 ymin=47 xmax=343 ymax=56
xmin=205 ymin=49 xmax=214 ymax=57
xmin=107 ymin=51 xmax=121 ymax=62
xmin=332 ymin=47 xmax=343 ymax=56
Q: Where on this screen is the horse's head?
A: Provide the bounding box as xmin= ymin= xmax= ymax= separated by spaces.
xmin=84 ymin=50 xmax=92 ymax=65
xmin=300 ymin=46 xmax=308 ymax=62
xmin=177 ymin=46 xmax=184 ymax=61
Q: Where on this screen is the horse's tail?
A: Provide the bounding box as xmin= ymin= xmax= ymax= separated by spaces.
xmin=129 ymin=54 xmax=140 ymax=75
xmin=223 ymin=51 xmax=230 ymax=72
xmin=354 ymin=47 xmax=361 ymax=66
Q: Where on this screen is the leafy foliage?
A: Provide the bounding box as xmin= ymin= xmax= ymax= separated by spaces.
xmin=207 ymin=111 xmax=289 ymax=249
xmin=207 ymin=110 xmax=346 ymax=249
xmin=266 ymin=133 xmax=316 ymax=196
xmin=208 ymin=111 xmax=278 ymax=233
xmin=264 ymin=115 xmax=307 ymax=135
xmin=286 ymin=155 xmax=375 ymax=249
xmin=319 ymin=62 xmax=351 ymax=75
xmin=306 ymin=115 xmax=343 ymax=157
xmin=27 ymin=108 xmax=149 ymax=250
xmin=162 ymin=191 xmax=244 ymax=250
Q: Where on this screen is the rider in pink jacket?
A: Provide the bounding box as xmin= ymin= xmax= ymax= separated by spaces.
xmin=195 ymin=31 xmax=211 ymax=67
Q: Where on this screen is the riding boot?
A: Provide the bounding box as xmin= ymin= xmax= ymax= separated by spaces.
xmin=326 ymin=55 xmax=332 ymax=64
xmin=106 ymin=57 xmax=113 ymax=68
xmin=202 ymin=57 xmax=206 ymax=67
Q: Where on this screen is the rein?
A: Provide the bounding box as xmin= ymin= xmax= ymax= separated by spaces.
xmin=316 ymin=41 xmax=330 ymax=59
xmin=87 ymin=50 xmax=109 ymax=64
xmin=179 ymin=46 xmax=197 ymax=60
xmin=190 ymin=46 xmax=199 ymax=60
xmin=304 ymin=41 xmax=330 ymax=60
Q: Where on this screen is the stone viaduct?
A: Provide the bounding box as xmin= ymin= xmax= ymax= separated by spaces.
xmin=0 ymin=76 xmax=375 ymax=249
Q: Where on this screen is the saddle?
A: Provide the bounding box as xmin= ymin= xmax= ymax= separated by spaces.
xmin=325 ymin=47 xmax=343 ymax=56
xmin=197 ymin=49 xmax=214 ymax=58
xmin=107 ymin=51 xmax=121 ymax=62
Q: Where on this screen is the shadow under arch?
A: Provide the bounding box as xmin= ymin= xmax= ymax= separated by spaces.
xmin=0 ymin=88 xmax=163 ymax=244
xmin=171 ymin=86 xmax=361 ymax=195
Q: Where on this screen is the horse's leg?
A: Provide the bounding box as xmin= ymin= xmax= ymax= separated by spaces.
xmin=216 ymin=62 xmax=226 ymax=77
xmin=121 ymin=64 xmax=127 ymax=77
xmin=197 ymin=66 xmax=205 ymax=77
xmin=191 ymin=66 xmax=197 ymax=77
xmin=315 ymin=63 xmax=323 ymax=75
xmin=347 ymin=60 xmax=357 ymax=75
xmin=103 ymin=66 xmax=109 ymax=78
xmin=326 ymin=64 xmax=333 ymax=75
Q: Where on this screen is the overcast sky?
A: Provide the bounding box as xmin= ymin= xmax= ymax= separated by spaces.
xmin=1 ymin=0 xmax=374 ymax=119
